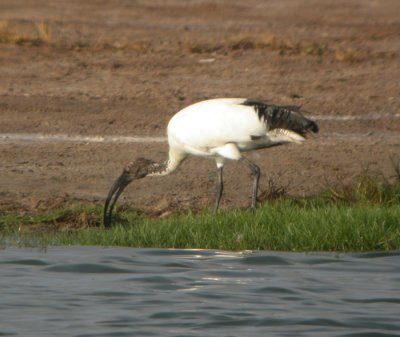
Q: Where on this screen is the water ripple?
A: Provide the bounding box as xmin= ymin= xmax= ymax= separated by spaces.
xmin=1 ymin=247 xmax=399 ymax=337
xmin=240 ymin=254 xmax=292 ymax=265
xmin=44 ymin=263 xmax=131 ymax=273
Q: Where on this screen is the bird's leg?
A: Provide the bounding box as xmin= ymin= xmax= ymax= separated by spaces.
xmin=240 ymin=157 xmax=260 ymax=212
xmin=213 ymin=167 xmax=224 ymax=214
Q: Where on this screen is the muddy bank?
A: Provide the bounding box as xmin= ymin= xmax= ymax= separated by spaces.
xmin=0 ymin=0 xmax=399 ymax=214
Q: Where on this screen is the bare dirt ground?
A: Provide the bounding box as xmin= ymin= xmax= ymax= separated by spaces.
xmin=0 ymin=0 xmax=399 ymax=216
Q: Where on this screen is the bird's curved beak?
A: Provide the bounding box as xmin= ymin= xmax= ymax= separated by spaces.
xmin=103 ymin=171 xmax=133 ymax=228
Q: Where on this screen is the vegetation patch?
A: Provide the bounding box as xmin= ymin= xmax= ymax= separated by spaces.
xmin=0 ymin=20 xmax=152 ymax=52
xmin=184 ymin=32 xmax=377 ymax=64
xmin=0 ymin=21 xmax=51 ymax=46
xmin=1 ymin=21 xmax=388 ymax=63
xmin=2 ymin=171 xmax=399 ymax=252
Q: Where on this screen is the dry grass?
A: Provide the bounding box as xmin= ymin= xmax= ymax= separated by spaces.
xmin=0 ymin=22 xmax=373 ymax=62
xmin=258 ymin=177 xmax=288 ymax=202
xmin=86 ymin=40 xmax=151 ymax=52
xmin=0 ymin=20 xmax=153 ymax=53
xmin=186 ymin=40 xmax=223 ymax=54
xmin=16 ymin=207 xmax=100 ymax=234
xmin=0 ymin=20 xmax=51 ymax=46
xmin=184 ymin=32 xmax=374 ymax=64
xmin=335 ymin=47 xmax=367 ymax=64
xmin=35 ymin=21 xmax=51 ymax=44
xmin=330 ymin=175 xmax=385 ymax=204
xmin=185 ymin=33 xmax=278 ymax=54
xmin=0 ymin=21 xmax=19 ymax=44
xmin=390 ymin=155 xmax=400 ymax=182
xmin=329 ymin=167 xmax=400 ymax=205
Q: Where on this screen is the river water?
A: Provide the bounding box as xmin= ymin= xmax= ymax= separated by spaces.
xmin=1 ymin=247 xmax=399 ymax=337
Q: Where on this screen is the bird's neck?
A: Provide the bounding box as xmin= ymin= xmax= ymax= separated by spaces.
xmin=146 ymin=157 xmax=182 ymax=177
xmin=146 ymin=148 xmax=187 ymax=177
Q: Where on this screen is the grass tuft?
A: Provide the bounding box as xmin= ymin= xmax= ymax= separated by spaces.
xmin=185 ymin=32 xmax=372 ymax=64
xmin=35 ymin=21 xmax=51 ymax=44
xmin=329 ymin=171 xmax=400 ymax=205
xmin=390 ymin=155 xmax=400 ymax=182
xmin=0 ymin=20 xmax=51 ymax=46
xmin=258 ymin=177 xmax=288 ymax=202
xmin=335 ymin=47 xmax=367 ymax=64
xmin=0 ymin=23 xmax=374 ymax=63
xmin=0 ymin=21 xmax=22 ymax=44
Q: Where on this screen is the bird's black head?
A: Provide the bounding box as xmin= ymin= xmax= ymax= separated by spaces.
xmin=304 ymin=118 xmax=319 ymax=133
xmin=281 ymin=109 xmax=319 ymax=138
xmin=103 ymin=157 xmax=155 ymax=228
xmin=300 ymin=117 xmax=319 ymax=136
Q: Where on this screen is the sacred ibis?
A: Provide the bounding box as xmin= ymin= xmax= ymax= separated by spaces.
xmin=103 ymin=98 xmax=318 ymax=227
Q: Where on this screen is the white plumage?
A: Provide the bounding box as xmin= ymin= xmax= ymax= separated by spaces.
xmin=104 ymin=98 xmax=319 ymax=227
xmin=167 ymin=98 xmax=308 ymax=167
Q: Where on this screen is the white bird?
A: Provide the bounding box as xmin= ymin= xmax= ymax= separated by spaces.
xmin=103 ymin=98 xmax=319 ymax=227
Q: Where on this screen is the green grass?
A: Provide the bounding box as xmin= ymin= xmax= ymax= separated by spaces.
xmin=1 ymin=199 xmax=400 ymax=251
xmin=2 ymin=170 xmax=400 ymax=251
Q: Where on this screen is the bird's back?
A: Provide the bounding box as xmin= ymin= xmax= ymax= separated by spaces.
xmin=167 ymin=98 xmax=318 ymax=158
xmin=167 ymin=98 xmax=266 ymax=152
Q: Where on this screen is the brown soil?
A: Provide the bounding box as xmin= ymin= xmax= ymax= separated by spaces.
xmin=1 ymin=0 xmax=399 ymax=216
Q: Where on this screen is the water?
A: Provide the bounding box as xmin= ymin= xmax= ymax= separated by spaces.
xmin=1 ymin=247 xmax=399 ymax=337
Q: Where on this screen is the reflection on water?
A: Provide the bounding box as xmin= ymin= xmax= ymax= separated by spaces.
xmin=1 ymin=247 xmax=399 ymax=337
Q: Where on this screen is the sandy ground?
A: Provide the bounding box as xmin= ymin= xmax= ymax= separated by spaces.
xmin=0 ymin=0 xmax=399 ymax=216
